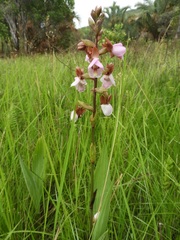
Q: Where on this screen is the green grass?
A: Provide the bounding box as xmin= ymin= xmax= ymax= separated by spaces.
xmin=0 ymin=40 xmax=179 ymax=239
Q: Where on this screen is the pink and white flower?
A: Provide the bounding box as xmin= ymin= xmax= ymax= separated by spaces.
xmin=100 ymin=94 xmax=113 ymax=116
xmin=112 ymin=43 xmax=126 ymax=59
xmin=71 ymin=67 xmax=87 ymax=92
xmin=88 ymin=57 xmax=104 ymax=78
xmin=102 ymin=38 xmax=126 ymax=59
xmin=71 ymin=77 xmax=87 ymax=92
xmin=100 ymin=74 xmax=115 ymax=89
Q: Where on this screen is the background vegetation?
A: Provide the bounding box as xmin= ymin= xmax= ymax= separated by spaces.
xmin=0 ymin=0 xmax=180 ymax=56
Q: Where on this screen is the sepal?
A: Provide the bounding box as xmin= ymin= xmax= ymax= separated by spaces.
xmin=81 ymin=39 xmax=96 ymax=47
xmin=78 ymin=100 xmax=93 ymax=111
xmin=94 ymin=87 xmax=107 ymax=94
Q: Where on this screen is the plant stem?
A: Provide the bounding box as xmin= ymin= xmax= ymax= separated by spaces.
xmin=90 ymin=77 xmax=97 ymax=232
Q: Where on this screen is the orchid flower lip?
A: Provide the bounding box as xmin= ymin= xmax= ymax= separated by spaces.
xmin=100 ymin=74 xmax=115 ymax=89
xmin=101 ymin=104 xmax=113 ymax=116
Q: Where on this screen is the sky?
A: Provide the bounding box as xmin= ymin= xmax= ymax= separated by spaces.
xmin=74 ymin=0 xmax=145 ymax=28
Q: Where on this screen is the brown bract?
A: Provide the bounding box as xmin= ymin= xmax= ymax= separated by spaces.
xmin=76 ymin=67 xmax=84 ymax=79
xmin=102 ymin=38 xmax=113 ymax=52
xmin=86 ymin=46 xmax=99 ymax=62
xmin=75 ymin=106 xmax=86 ymax=118
xmin=103 ymin=63 xmax=114 ymax=75
xmin=100 ymin=94 xmax=112 ymax=104
xmin=77 ymin=39 xmax=95 ymax=51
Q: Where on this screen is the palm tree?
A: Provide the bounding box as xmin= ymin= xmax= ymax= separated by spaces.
xmin=135 ymin=0 xmax=179 ymax=40
xmin=135 ymin=0 xmax=160 ymax=39
xmin=103 ymin=1 xmax=130 ymax=29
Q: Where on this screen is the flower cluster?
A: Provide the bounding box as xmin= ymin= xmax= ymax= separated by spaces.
xmin=70 ymin=6 xmax=126 ymax=122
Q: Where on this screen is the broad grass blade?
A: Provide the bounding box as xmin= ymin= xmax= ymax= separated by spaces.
xmin=19 ymin=137 xmax=46 ymax=212
xmin=92 ymin=148 xmax=113 ymax=240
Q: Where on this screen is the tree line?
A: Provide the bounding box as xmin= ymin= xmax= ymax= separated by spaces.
xmin=98 ymin=0 xmax=180 ymax=42
xmin=0 ymin=0 xmax=179 ymax=56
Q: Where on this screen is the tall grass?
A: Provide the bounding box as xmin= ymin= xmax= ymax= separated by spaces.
xmin=0 ymin=40 xmax=179 ymax=239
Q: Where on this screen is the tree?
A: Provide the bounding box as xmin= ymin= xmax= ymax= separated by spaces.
xmin=103 ymin=1 xmax=130 ymax=29
xmin=0 ymin=0 xmax=76 ymax=54
xmin=135 ymin=0 xmax=180 ymax=40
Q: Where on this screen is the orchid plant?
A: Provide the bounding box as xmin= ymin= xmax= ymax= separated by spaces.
xmin=70 ymin=6 xmax=126 ymax=234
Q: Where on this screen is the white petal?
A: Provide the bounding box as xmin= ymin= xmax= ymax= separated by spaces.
xmin=71 ymin=77 xmax=80 ymax=87
xmin=100 ymin=75 xmax=105 ymax=83
xmin=109 ymin=74 xmax=116 ymax=85
xmin=70 ymin=111 xmax=78 ymax=122
xmin=101 ymin=104 xmax=113 ymax=116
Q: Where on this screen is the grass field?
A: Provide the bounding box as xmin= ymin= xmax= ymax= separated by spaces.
xmin=0 ymin=40 xmax=179 ymax=240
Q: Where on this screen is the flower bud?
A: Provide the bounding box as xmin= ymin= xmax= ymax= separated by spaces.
xmin=91 ymin=10 xmax=97 ymax=22
xmin=96 ymin=19 xmax=103 ymax=33
xmin=93 ymin=211 xmax=100 ymax=223
xmin=81 ymin=39 xmax=96 ymax=48
xmin=77 ymin=41 xmax=86 ymax=51
xmin=96 ymin=6 xmax=102 ymax=17
xmin=88 ymin=17 xmax=95 ymax=28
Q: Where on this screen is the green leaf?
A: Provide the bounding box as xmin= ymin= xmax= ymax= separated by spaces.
xmin=19 ymin=158 xmax=39 ymax=212
xmin=32 ymin=137 xmax=46 ymax=177
xmin=92 ymin=148 xmax=113 ymax=240
xmin=19 ymin=137 xmax=47 ymax=212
